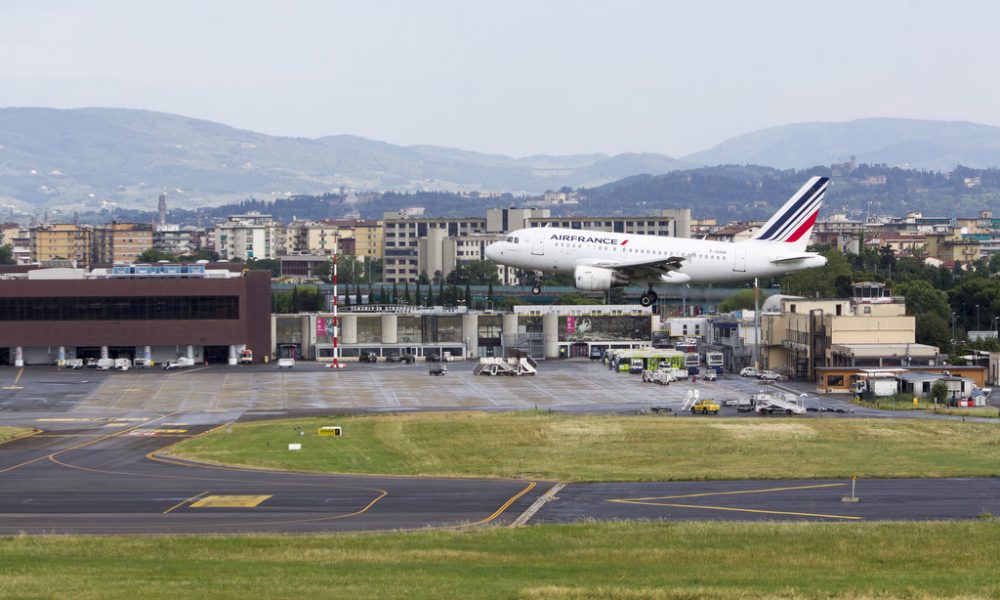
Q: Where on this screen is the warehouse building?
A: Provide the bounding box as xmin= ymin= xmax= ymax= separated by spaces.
xmin=0 ymin=263 xmax=271 ymax=366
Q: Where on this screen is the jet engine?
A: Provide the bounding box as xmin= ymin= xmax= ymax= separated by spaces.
xmin=574 ymin=265 xmax=628 ymax=291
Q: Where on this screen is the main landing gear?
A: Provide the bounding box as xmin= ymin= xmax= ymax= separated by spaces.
xmin=639 ymin=288 xmax=658 ymax=307
xmin=531 ymin=285 xmax=542 ymax=295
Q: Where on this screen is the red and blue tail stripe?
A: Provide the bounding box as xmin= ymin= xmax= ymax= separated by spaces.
xmin=753 ymin=176 xmax=829 ymax=243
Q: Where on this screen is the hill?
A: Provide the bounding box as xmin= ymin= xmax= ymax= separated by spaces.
xmin=0 ymin=107 xmax=689 ymax=213
xmin=684 ymin=118 xmax=1000 ymax=171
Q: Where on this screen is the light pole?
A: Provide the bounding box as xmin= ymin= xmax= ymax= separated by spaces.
xmin=951 ymin=312 xmax=957 ymax=343
xmin=976 ymin=304 xmax=981 ymax=333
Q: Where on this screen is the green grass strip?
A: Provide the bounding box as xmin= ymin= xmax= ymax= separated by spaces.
xmin=168 ymin=413 xmax=1000 ymax=482
xmin=0 ymin=426 xmax=33 ymax=443
xmin=1 ymin=521 xmax=998 ymax=599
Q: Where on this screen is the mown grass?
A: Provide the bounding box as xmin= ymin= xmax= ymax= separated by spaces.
xmin=168 ymin=412 xmax=1000 ymax=481
xmin=0 ymin=427 xmax=32 ymax=443
xmin=1 ymin=521 xmax=997 ymax=599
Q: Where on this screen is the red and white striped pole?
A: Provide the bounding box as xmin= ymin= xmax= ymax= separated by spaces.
xmin=329 ymin=253 xmax=344 ymax=368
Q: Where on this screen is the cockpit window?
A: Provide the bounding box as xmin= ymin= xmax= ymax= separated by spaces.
xmin=514 ymin=237 xmax=519 ymax=244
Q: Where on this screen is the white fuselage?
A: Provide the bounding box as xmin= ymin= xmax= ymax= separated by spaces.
xmin=485 ymin=227 xmax=826 ymax=285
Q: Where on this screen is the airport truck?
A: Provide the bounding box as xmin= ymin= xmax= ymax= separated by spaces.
xmin=851 ymin=378 xmax=898 ymax=397
xmin=163 ymin=357 xmax=195 ymax=370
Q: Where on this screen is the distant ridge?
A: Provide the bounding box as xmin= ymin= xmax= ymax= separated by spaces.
xmin=683 ymin=117 xmax=1000 ymax=171
xmin=0 ymin=107 xmax=689 ymax=212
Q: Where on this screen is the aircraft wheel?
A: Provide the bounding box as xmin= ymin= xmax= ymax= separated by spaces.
xmin=531 ymin=285 xmax=542 ymax=295
xmin=639 ymin=293 xmax=654 ymax=307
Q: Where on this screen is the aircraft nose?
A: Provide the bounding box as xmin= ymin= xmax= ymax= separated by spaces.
xmin=485 ymin=242 xmax=499 ymax=261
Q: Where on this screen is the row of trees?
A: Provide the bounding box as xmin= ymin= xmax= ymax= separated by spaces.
xmin=272 ymin=279 xmax=501 ymax=314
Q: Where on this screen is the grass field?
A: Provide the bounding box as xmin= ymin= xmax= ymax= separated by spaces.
xmin=1 ymin=521 xmax=997 ymax=600
xmin=168 ymin=412 xmax=1000 ymax=481
xmin=0 ymin=427 xmax=32 ymax=443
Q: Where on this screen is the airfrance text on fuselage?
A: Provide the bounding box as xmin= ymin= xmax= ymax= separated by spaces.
xmin=550 ymin=234 xmax=624 ymax=245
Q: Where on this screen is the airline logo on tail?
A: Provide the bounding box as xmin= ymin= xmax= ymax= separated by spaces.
xmin=753 ymin=176 xmax=829 ymax=243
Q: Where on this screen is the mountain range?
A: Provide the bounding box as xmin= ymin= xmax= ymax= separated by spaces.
xmin=3 ymin=107 xmax=1000 ymax=215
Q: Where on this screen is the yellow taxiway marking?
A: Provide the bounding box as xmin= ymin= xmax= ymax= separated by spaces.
xmin=2 ymin=367 xmax=24 ymax=389
xmin=612 ymin=499 xmax=862 ymax=520
xmin=473 ymin=481 xmax=537 ymax=525
xmin=163 ymin=490 xmax=211 ymax=514
xmin=609 ymin=483 xmax=860 ymax=521
xmin=615 ymin=483 xmax=847 ymax=502
xmin=36 ymin=418 xmax=105 ymax=423
xmin=190 ymin=494 xmax=272 ymax=508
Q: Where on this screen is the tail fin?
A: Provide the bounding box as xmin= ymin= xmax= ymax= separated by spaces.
xmin=751 ymin=176 xmax=829 ymax=252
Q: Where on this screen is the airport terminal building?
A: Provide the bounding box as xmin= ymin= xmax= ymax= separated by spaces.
xmin=0 ymin=264 xmax=271 ymax=366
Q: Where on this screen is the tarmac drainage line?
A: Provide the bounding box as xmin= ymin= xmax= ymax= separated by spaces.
xmin=510 ymin=483 xmax=565 ymax=527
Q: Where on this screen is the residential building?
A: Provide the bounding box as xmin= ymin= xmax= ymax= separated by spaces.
xmin=93 ymin=222 xmax=153 ymax=264
xmin=525 ymin=209 xmax=690 ymax=239
xmin=213 ymin=213 xmax=286 ymax=260
xmin=30 ymin=223 xmax=92 ymax=266
xmin=153 ymin=225 xmax=203 ymax=256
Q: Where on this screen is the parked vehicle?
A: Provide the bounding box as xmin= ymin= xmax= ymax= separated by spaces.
xmin=758 ymin=370 xmax=784 ymax=381
xmin=113 ymin=358 xmax=132 ymax=371
xmin=85 ymin=358 xmax=99 ymax=369
xmin=739 ymin=367 xmax=760 ymax=377
xmin=690 ymin=399 xmax=720 ymax=415
xmin=629 ymin=358 xmax=645 ymax=374
xmin=239 ymin=349 xmax=254 ymax=364
xmin=701 ymin=370 xmax=717 ymax=381
xmin=386 ymin=353 xmax=403 ymax=363
xmin=163 ymin=357 xmax=195 ymax=370
xmin=359 ymin=352 xmax=378 ymax=363
xmin=277 ymin=357 xmax=295 ymax=369
xmin=442 ymin=351 xmax=455 ymax=362
xmin=401 ymin=353 xmax=416 ymax=364
xmin=426 ymin=352 xmax=441 ymax=362
xmin=133 ymin=358 xmax=153 ymax=368
xmin=589 ymin=347 xmax=604 ymax=360
xmin=95 ymin=358 xmax=116 ymax=371
xmin=429 ymin=364 xmax=447 ymax=376
xmin=63 ymin=358 xmax=84 ymax=369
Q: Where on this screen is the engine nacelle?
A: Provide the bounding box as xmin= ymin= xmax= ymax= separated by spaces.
xmin=574 ymin=265 xmax=628 ymax=291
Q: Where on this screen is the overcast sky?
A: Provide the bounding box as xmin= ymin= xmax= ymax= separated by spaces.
xmin=1 ymin=0 xmax=996 ymax=157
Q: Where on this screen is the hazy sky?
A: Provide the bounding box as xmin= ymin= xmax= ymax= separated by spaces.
xmin=2 ymin=0 xmax=997 ymax=157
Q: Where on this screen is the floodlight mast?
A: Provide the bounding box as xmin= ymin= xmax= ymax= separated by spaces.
xmin=329 ymin=254 xmax=344 ymax=369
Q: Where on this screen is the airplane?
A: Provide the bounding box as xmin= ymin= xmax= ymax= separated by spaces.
xmin=484 ymin=176 xmax=830 ymax=307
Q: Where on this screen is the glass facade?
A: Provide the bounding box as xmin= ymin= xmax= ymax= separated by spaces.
xmin=558 ymin=315 xmax=650 ymax=342
xmin=397 ymin=315 xmax=422 ymax=343
xmin=356 ymin=316 xmax=383 ymax=343
xmin=275 ymin=316 xmax=303 ymax=344
xmin=0 ymin=296 xmax=239 ymax=321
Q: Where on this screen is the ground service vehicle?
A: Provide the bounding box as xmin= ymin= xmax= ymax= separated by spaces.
xmin=359 ymin=352 xmax=378 ymax=363
xmin=63 ymin=358 xmax=84 ymax=369
xmin=701 ymin=370 xmax=717 ymax=381
xmin=690 ymin=399 xmax=720 ymax=415
xmin=113 ymin=358 xmax=131 ymax=371
xmin=163 ymin=357 xmax=195 ymax=370
xmin=429 ymin=364 xmax=447 ymax=376
xmin=740 ymin=367 xmax=760 ymax=377
xmin=239 ymin=349 xmax=254 ymax=364
xmin=278 ymin=357 xmax=295 ymax=369
xmin=629 ymin=358 xmax=645 ymax=374
xmin=758 ymin=370 xmax=783 ymax=381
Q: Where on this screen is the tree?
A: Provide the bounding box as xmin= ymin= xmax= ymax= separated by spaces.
xmin=137 ymin=248 xmax=177 ymax=263
xmin=552 ymin=292 xmax=602 ymax=305
xmin=931 ymin=381 xmax=948 ymax=405
xmin=781 ymin=248 xmax=853 ymax=298
xmin=717 ymin=289 xmax=766 ymax=313
xmin=0 ymin=244 xmax=15 ymax=265
xmin=895 ymin=280 xmax=950 ymax=321
xmin=244 ymin=258 xmax=280 ymax=277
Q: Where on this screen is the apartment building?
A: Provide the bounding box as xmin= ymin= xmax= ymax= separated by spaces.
xmin=213 ymin=213 xmax=286 ymax=260
xmin=92 ymin=222 xmax=153 ymax=264
xmin=526 ymin=208 xmax=691 ymax=239
xmin=153 ymin=224 xmax=204 ymax=256
xmin=30 ymin=223 xmax=93 ymax=266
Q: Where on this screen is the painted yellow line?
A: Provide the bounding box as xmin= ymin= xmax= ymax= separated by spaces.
xmin=613 ymin=499 xmax=862 ymax=520
xmin=611 ymin=483 xmax=846 ymax=502
xmin=473 ymin=481 xmax=537 ymax=526
xmin=12 ymin=367 xmax=24 ymax=386
xmin=163 ymin=490 xmax=210 ymax=514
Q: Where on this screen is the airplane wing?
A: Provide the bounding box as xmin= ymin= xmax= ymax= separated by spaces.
xmin=587 ymin=255 xmax=687 ymax=280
